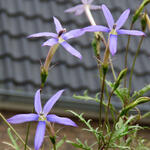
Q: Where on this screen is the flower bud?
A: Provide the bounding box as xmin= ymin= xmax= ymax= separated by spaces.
xmin=145 ymin=13 xmax=150 ymax=31
xmin=140 ymin=12 xmax=147 ymax=31
xmin=132 ymin=0 xmax=150 ymax=24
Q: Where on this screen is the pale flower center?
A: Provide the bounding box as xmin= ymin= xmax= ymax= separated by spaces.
xmin=38 ymin=113 xmax=46 ymax=121
xmin=58 ymin=37 xmax=65 ymax=43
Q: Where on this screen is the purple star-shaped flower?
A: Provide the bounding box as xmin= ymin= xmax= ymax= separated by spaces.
xmin=65 ymin=0 xmax=101 ymax=16
xmin=28 ymin=17 xmax=84 ymax=59
xmin=7 ymin=89 xmax=77 ymax=150
xmin=82 ymin=4 xmax=145 ymax=55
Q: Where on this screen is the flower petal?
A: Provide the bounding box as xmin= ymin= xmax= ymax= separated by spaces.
xmin=61 ymin=41 xmax=82 ymax=59
xmin=53 ymin=17 xmax=63 ymax=33
xmin=43 ymin=90 xmax=64 ymax=115
xmin=75 ymin=7 xmax=84 ymax=16
xmin=47 ymin=114 xmax=77 ymax=127
xmin=7 ymin=114 xmax=39 ymax=124
xmin=27 ymin=32 xmax=57 ymax=38
xmin=88 ymin=0 xmax=94 ymax=4
xmin=34 ymin=121 xmax=46 ymax=150
xmin=65 ymin=5 xmax=84 ymax=16
xmin=117 ymin=29 xmax=145 ymax=36
xmin=90 ymin=5 xmax=101 ymax=10
xmin=42 ymin=38 xmax=58 ymax=46
xmin=102 ymin=4 xmax=114 ymax=29
xmin=109 ymin=34 xmax=117 ymax=56
xmin=83 ymin=25 xmax=110 ymax=33
xmin=34 ymin=89 xmax=42 ymax=114
xmin=63 ymin=29 xmax=85 ymax=40
xmin=116 ymin=9 xmax=130 ymax=30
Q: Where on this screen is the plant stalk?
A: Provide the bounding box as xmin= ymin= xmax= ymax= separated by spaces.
xmin=0 ymin=113 xmax=31 ymax=150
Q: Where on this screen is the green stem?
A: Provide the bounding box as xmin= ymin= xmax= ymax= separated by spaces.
xmin=124 ymin=23 xmax=134 ymax=88
xmin=128 ymin=36 xmax=144 ymax=95
xmin=104 ymin=89 xmax=115 ymax=129
xmin=0 ymin=113 xmax=31 ymax=150
xmin=99 ymin=69 xmax=107 ymax=128
xmin=24 ymin=107 xmax=35 ymax=150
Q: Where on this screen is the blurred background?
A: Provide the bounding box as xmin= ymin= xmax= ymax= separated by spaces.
xmin=0 ymin=0 xmax=150 ymax=149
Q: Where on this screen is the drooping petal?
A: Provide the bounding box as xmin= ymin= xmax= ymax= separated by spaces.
xmin=63 ymin=29 xmax=85 ymax=40
xmin=117 ymin=29 xmax=145 ymax=36
xmin=75 ymin=7 xmax=84 ymax=16
xmin=64 ymin=5 xmax=84 ymax=16
xmin=43 ymin=90 xmax=64 ymax=115
xmin=83 ymin=25 xmax=110 ymax=33
xmin=90 ymin=5 xmax=101 ymax=10
xmin=102 ymin=4 xmax=114 ymax=29
xmin=82 ymin=0 xmax=87 ymax=3
xmin=34 ymin=121 xmax=46 ymax=150
xmin=47 ymin=114 xmax=77 ymax=127
xmin=34 ymin=89 xmax=42 ymax=114
xmin=88 ymin=0 xmax=94 ymax=4
xmin=7 ymin=114 xmax=39 ymax=124
xmin=61 ymin=41 xmax=82 ymax=59
xmin=42 ymin=38 xmax=58 ymax=46
xmin=116 ymin=9 xmax=130 ymax=30
xmin=109 ymin=34 xmax=117 ymax=55
xmin=53 ymin=17 xmax=63 ymax=33
xmin=27 ymin=32 xmax=57 ymax=38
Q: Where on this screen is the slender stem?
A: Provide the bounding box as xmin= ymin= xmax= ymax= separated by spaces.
xmin=99 ymin=70 xmax=107 ymax=128
xmin=128 ymin=36 xmax=144 ymax=95
xmin=104 ymin=89 xmax=115 ymax=128
xmin=44 ymin=44 xmax=59 ymax=72
xmin=0 ymin=113 xmax=31 ymax=150
xmin=109 ymin=56 xmax=116 ymax=81
xmin=24 ymin=107 xmax=35 ymax=150
xmin=24 ymin=122 xmax=31 ymax=150
xmin=124 ymin=23 xmax=134 ymax=88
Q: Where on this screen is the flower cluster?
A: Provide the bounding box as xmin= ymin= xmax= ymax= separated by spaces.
xmin=7 ymin=1 xmax=146 ymax=150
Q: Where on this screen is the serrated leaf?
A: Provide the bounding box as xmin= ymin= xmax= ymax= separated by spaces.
xmin=132 ymin=84 xmax=150 ymax=98
xmin=120 ymin=97 xmax=150 ymax=116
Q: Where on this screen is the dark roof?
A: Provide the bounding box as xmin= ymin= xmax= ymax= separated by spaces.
xmin=0 ymin=0 xmax=150 ymax=116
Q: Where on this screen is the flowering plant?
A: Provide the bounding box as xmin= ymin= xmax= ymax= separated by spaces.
xmin=1 ymin=0 xmax=150 ymax=150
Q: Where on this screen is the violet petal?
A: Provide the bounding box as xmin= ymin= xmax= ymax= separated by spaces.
xmin=53 ymin=17 xmax=63 ymax=33
xmin=43 ymin=90 xmax=64 ymax=115
xmin=83 ymin=25 xmax=110 ymax=33
xmin=34 ymin=89 xmax=42 ymax=114
xmin=27 ymin=32 xmax=57 ymax=38
xmin=88 ymin=0 xmax=94 ymax=4
xmin=65 ymin=5 xmax=83 ymax=15
xmin=42 ymin=38 xmax=58 ymax=47
xmin=63 ymin=29 xmax=85 ymax=40
xmin=90 ymin=5 xmax=101 ymax=10
xmin=109 ymin=34 xmax=117 ymax=55
xmin=102 ymin=4 xmax=114 ymax=29
xmin=117 ymin=29 xmax=145 ymax=36
xmin=34 ymin=121 xmax=46 ymax=150
xmin=61 ymin=41 xmax=82 ymax=59
xmin=47 ymin=114 xmax=77 ymax=127
xmin=75 ymin=7 xmax=84 ymax=16
xmin=116 ymin=9 xmax=130 ymax=30
xmin=7 ymin=114 xmax=39 ymax=124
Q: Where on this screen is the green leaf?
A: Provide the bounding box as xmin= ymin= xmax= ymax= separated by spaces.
xmin=120 ymin=97 xmax=150 ymax=116
xmin=67 ymin=138 xmax=92 ymax=150
xmin=52 ymin=136 xmax=66 ymax=150
xmin=132 ymin=0 xmax=150 ymax=24
xmin=7 ymin=128 xmax=20 ymax=150
xmin=132 ymin=84 xmax=150 ymax=98
xmin=113 ymin=68 xmax=127 ymax=91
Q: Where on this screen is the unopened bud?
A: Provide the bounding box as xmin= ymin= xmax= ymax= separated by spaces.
xmin=40 ymin=66 xmax=48 ymax=88
xmin=141 ymin=13 xmax=147 ymax=31
xmin=145 ymin=13 xmax=150 ymax=31
xmin=132 ymin=0 xmax=150 ymax=24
